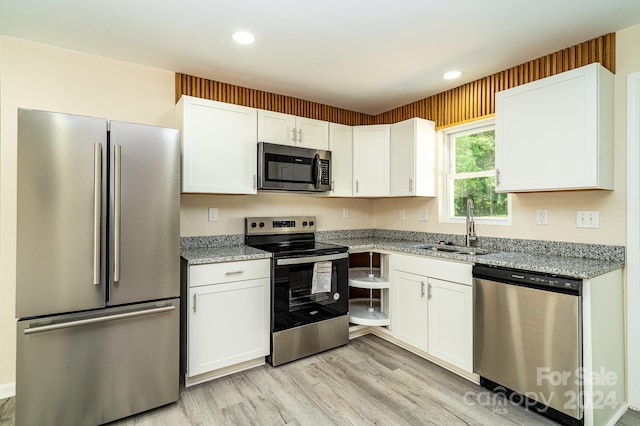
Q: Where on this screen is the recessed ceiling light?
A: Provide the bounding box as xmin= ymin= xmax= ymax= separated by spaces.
xmin=232 ymin=31 xmax=255 ymax=45
xmin=443 ymin=70 xmax=462 ymax=80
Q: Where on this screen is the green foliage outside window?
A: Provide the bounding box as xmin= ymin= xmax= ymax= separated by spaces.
xmin=452 ymin=130 xmax=508 ymax=218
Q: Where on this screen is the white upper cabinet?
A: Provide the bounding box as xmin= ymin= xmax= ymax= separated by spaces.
xmin=495 ymin=63 xmax=614 ymax=192
xmin=390 ymin=118 xmax=436 ymax=197
xmin=178 ymin=95 xmax=257 ymax=194
xmin=328 ymin=123 xmax=353 ymax=196
xmin=353 ymin=124 xmax=391 ymax=197
xmin=257 ymin=110 xmax=329 ymax=150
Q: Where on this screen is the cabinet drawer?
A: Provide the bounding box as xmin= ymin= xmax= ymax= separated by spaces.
xmin=189 ymin=259 xmax=270 ymax=287
xmin=392 ymin=254 xmax=472 ymax=285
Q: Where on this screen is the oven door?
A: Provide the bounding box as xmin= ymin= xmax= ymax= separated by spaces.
xmin=272 ymin=252 xmax=348 ymax=332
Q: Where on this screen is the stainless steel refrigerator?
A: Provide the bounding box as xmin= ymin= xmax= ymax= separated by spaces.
xmin=15 ymin=108 xmax=181 ymax=425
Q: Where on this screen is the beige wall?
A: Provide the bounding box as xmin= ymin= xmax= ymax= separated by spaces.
xmin=373 ymin=25 xmax=640 ymax=246
xmin=2 ymin=24 xmax=639 ymax=388
xmin=0 ymin=37 xmax=176 ymax=386
xmin=181 ymin=193 xmax=374 ymax=236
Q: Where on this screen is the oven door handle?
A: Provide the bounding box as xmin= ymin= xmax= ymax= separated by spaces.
xmin=276 ymin=252 xmax=348 ymax=266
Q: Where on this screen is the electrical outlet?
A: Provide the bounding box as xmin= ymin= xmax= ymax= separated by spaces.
xmin=536 ymin=209 xmax=548 ymax=225
xmin=208 ymin=207 xmax=219 ymax=222
xmin=418 ymin=209 xmax=429 ymax=222
xmin=399 ymin=209 xmax=406 ymax=221
xmin=343 ymin=207 xmax=350 ymax=219
xmin=576 ymin=211 xmax=599 ymax=228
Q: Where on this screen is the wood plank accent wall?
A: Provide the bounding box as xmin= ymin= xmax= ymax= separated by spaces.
xmin=175 ymin=33 xmax=615 ymax=129
xmin=375 ymin=33 xmax=615 ymax=127
xmin=174 ymin=74 xmax=375 ymax=126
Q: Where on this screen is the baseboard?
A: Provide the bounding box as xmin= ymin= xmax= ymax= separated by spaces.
xmin=184 ymin=357 xmax=265 ymax=387
xmin=0 ymin=381 xmax=16 ymax=399
xmin=605 ymin=403 xmax=628 ymax=426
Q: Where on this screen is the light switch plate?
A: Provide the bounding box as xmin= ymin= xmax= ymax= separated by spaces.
xmin=208 ymin=207 xmax=219 ymax=222
xmin=418 ymin=209 xmax=429 ymax=222
xmin=399 ymin=209 xmax=406 ymax=221
xmin=343 ymin=207 xmax=350 ymax=219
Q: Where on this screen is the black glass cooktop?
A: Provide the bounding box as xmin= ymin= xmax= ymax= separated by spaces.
xmin=246 ymin=238 xmax=347 ymax=258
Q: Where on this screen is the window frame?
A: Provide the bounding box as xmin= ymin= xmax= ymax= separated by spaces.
xmin=440 ymin=118 xmax=511 ymax=225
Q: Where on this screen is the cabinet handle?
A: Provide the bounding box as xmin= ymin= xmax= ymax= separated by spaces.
xmin=297 ymin=128 xmax=302 ymax=144
xmin=225 ymin=270 xmax=244 ymax=276
xmin=356 ymin=180 xmax=359 ymax=193
xmin=291 ymin=127 xmax=296 ymax=143
xmin=253 ymin=174 xmax=256 ymax=190
xmin=427 ymin=282 xmax=432 ymax=300
xmin=193 ymin=294 xmax=197 ymax=313
xmin=330 ymin=180 xmax=335 ymax=191
xmin=409 ymin=178 xmax=413 ymax=192
xmin=496 ymin=168 xmax=500 ymax=186
xmin=421 ymin=281 xmax=425 ymax=298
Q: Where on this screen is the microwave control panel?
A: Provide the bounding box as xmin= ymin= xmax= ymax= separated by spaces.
xmin=320 ymin=159 xmax=330 ymax=185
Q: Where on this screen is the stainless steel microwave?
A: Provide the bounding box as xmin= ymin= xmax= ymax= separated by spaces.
xmin=257 ymin=142 xmax=331 ymax=192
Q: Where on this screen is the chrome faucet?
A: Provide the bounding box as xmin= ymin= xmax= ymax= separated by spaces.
xmin=466 ymin=198 xmax=478 ymax=247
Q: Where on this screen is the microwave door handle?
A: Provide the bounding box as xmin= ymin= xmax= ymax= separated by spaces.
xmin=313 ymin=153 xmax=321 ymax=189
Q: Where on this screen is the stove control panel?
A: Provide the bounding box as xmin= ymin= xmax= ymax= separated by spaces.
xmin=245 ymin=216 xmax=316 ymax=235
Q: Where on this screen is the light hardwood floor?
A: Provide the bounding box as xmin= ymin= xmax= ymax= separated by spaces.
xmin=2 ymin=335 xmax=640 ymax=425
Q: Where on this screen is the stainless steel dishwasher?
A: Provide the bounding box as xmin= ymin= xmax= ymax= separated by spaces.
xmin=473 ymin=265 xmax=583 ymax=426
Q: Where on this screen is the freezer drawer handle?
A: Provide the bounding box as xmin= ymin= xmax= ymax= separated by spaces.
xmin=225 ymin=270 xmax=244 ymax=276
xmin=23 ymin=305 xmax=175 ymax=335
xmin=93 ymin=143 xmax=102 ymax=285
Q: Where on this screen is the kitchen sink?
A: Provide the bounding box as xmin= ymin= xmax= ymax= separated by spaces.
xmin=411 ymin=244 xmax=490 ymax=256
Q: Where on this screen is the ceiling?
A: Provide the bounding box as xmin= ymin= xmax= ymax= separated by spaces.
xmin=2 ymin=1 xmax=640 ymax=115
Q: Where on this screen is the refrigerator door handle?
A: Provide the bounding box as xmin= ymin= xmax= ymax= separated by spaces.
xmin=23 ymin=305 xmax=176 ymax=335
xmin=93 ymin=143 xmax=102 ymax=285
xmin=113 ymin=144 xmax=122 ymax=282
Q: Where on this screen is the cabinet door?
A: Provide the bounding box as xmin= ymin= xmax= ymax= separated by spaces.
xmin=187 ymin=278 xmax=270 ymax=377
xmin=257 ymin=110 xmax=296 ymax=146
xmin=179 ymin=96 xmax=257 ymax=194
xmin=393 ymin=270 xmax=427 ymax=351
xmin=390 ymin=118 xmax=436 ymax=197
xmin=297 ymin=117 xmax=329 ymax=150
xmin=353 ymin=125 xmax=390 ymax=197
xmin=495 ymin=63 xmax=613 ymax=192
xmin=328 ymin=123 xmax=353 ymax=196
xmin=427 ymin=278 xmax=472 ymax=372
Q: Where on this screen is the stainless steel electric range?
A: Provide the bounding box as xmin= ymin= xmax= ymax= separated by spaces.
xmin=245 ymin=216 xmax=349 ymax=366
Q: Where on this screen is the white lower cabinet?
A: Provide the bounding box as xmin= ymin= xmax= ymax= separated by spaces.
xmin=391 ymin=254 xmax=473 ymax=374
xmin=185 ymin=259 xmax=270 ymax=385
xmin=427 ymin=277 xmax=472 ymax=372
xmin=393 ymin=271 xmax=428 ymax=351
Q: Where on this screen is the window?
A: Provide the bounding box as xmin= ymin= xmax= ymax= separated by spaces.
xmin=444 ymin=120 xmax=510 ymax=223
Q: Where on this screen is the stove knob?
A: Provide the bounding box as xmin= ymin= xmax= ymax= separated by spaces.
xmin=259 ymin=222 xmax=265 ymax=228
xmin=302 ymin=221 xmax=308 ymax=226
xmin=309 ymin=221 xmax=315 ymax=226
xmin=251 ymin=222 xmax=257 ymax=228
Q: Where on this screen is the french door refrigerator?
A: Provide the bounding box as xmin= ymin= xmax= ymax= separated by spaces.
xmin=15 ymin=108 xmax=181 ymax=425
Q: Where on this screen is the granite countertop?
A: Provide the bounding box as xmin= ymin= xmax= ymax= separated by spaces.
xmin=180 ymin=234 xmax=624 ymax=279
xmin=181 ymin=245 xmax=271 ymax=265
xmin=319 ymin=237 xmax=624 ymax=279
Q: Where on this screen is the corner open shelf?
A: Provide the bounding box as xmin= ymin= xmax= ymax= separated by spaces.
xmin=348 ymin=266 xmax=389 ymax=326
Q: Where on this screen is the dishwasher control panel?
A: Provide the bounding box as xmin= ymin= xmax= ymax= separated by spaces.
xmin=473 ymin=265 xmax=581 ymax=294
